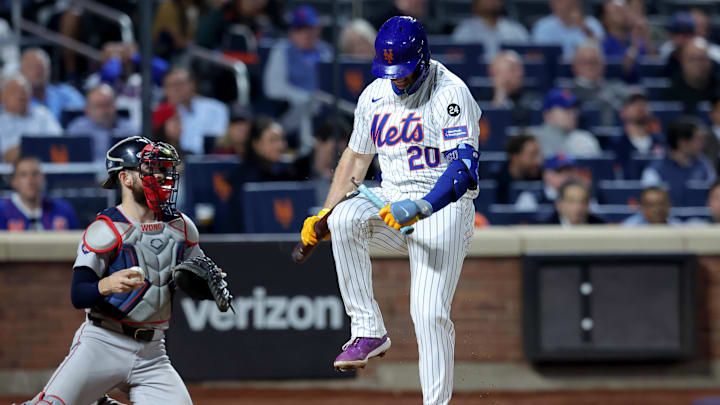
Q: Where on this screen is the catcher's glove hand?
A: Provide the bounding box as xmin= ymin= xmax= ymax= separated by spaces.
xmin=172 ymin=256 xmax=234 ymax=312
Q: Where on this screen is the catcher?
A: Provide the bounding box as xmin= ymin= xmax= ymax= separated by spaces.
xmin=18 ymin=136 xmax=232 ymax=405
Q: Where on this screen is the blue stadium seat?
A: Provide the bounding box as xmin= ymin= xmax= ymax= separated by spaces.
xmin=486 ymin=204 xmax=554 ymax=225
xmin=649 ymin=101 xmax=684 ymax=129
xmin=684 ymin=181 xmax=710 ymax=207
xmin=641 ymin=78 xmax=672 ymax=100
xmin=672 ymin=206 xmax=711 ymax=223
xmin=628 ymin=154 xmax=662 ymax=179
xmin=480 ymin=152 xmax=507 ymax=180
xmin=500 ymin=44 xmax=562 ymax=91
xmin=474 ymin=179 xmax=497 ymax=214
xmin=49 ymin=187 xmax=114 ymax=228
xmin=21 ymin=136 xmax=93 ymax=163
xmin=592 ymin=204 xmax=635 ymax=223
xmin=182 ymin=155 xmax=242 ymax=228
xmin=508 ymin=180 xmax=544 ymax=205
xmin=429 ymin=38 xmax=484 ymax=67
xmin=477 ymin=104 xmax=511 ymax=151
xmin=317 ymin=60 xmax=374 ymax=102
xmin=574 ymin=154 xmax=620 ymax=183
xmin=591 ymin=126 xmax=623 ymax=150
xmin=242 ymin=181 xmax=317 ymax=233
xmin=638 ymin=57 xmax=665 ymax=78
xmin=597 ymin=180 xmax=645 ymax=205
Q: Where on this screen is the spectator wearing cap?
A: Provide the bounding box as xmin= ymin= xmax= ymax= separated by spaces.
xmin=599 ymin=0 xmax=653 ymax=82
xmin=152 ymin=102 xmax=186 ymax=156
xmin=490 ymin=134 xmax=543 ymax=204
xmin=663 ymin=37 xmax=720 ymax=114
xmin=660 ymin=12 xmax=697 ymax=78
xmin=567 ymin=41 xmax=629 ymax=126
xmin=163 ymin=66 xmax=229 ymax=155
xmin=610 ymin=91 xmax=665 ymax=179
xmin=529 ymin=88 xmax=601 ymax=158
xmin=20 ymin=48 xmax=85 ymax=120
xmin=66 ymin=84 xmax=138 ymax=162
xmin=452 ymin=0 xmax=529 ymax=59
xmin=622 ymin=186 xmax=682 ymax=226
xmin=515 ymin=153 xmax=578 ymax=209
xmin=531 ymin=0 xmax=605 ymax=59
xmin=642 ymin=117 xmax=716 ymax=205
xmin=339 ymin=19 xmax=377 ymax=59
xmin=263 ymin=5 xmax=333 ymax=155
xmin=0 ymin=156 xmax=78 ymax=231
xmin=489 ymin=51 xmax=543 ymax=127
xmin=0 ymin=75 xmax=62 ymax=163
xmin=540 ymin=180 xmax=605 ymax=226
xmin=213 ymin=103 xmax=254 ymax=157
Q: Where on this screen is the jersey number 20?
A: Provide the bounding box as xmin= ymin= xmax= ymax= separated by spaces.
xmin=407 ymin=146 xmax=440 ymax=170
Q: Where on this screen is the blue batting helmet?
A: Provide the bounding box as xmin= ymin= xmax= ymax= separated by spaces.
xmin=371 ymin=16 xmax=430 ymax=80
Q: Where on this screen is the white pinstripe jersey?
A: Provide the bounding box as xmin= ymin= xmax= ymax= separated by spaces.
xmin=349 ymin=60 xmax=482 ymax=202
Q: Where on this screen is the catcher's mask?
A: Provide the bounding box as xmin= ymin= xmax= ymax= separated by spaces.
xmin=103 ymin=136 xmax=180 ymax=215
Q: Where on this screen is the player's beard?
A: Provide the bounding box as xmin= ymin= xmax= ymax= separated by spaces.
xmin=130 ymin=174 xmax=149 ymax=207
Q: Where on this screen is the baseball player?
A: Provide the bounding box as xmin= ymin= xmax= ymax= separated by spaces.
xmin=19 ymin=136 xmax=207 ymax=405
xmin=300 ymin=16 xmax=481 ymax=405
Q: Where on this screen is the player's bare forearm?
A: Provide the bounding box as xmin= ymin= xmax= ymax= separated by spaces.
xmin=323 ymin=147 xmax=374 ymax=208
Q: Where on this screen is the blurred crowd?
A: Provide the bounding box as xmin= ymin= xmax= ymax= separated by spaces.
xmin=0 ymin=0 xmax=719 ymax=231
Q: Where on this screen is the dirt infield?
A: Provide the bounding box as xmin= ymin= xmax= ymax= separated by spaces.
xmin=5 ymin=388 xmax=720 ymax=405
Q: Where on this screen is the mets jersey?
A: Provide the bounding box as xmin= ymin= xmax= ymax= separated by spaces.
xmin=348 ymin=59 xmax=482 ymax=202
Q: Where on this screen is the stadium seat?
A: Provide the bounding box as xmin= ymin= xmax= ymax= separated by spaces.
xmin=508 ymin=180 xmax=545 ymax=206
xmin=684 ymin=181 xmax=711 ymax=207
xmin=479 ymin=152 xmax=507 ymax=180
xmin=597 ymin=180 xmax=646 ymax=205
xmin=649 ymin=101 xmax=684 ymax=129
xmin=574 ymin=153 xmax=620 ymax=183
xmin=500 ymin=44 xmax=562 ymax=91
xmin=182 ymin=155 xmax=242 ymax=230
xmin=477 ymin=104 xmax=511 ymax=151
xmin=628 ymin=154 xmax=662 ymax=180
xmin=242 ymin=181 xmax=317 ymax=233
xmin=48 ymin=187 xmax=114 ymax=228
xmin=474 ymin=179 xmax=498 ymax=214
xmin=591 ymin=126 xmax=623 ymax=150
xmin=592 ymin=204 xmax=635 ymax=223
xmin=21 ymin=136 xmax=93 ymax=163
xmin=486 ymin=203 xmax=554 ymax=225
xmin=317 ymin=60 xmax=374 ymax=102
xmin=429 ymin=38 xmax=484 ymax=66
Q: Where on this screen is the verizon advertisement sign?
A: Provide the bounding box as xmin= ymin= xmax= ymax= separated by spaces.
xmin=167 ymin=240 xmax=353 ymax=380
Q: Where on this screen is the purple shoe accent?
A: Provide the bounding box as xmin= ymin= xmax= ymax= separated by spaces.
xmin=334 ymin=335 xmax=391 ymax=370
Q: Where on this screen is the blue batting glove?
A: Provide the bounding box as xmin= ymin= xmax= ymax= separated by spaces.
xmin=390 ymin=199 xmax=434 ymax=224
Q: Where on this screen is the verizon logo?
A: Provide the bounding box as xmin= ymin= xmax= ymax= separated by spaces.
xmin=141 ymin=223 xmax=163 ymax=232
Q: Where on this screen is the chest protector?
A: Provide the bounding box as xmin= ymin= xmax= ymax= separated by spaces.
xmin=83 ymin=207 xmax=198 ymax=323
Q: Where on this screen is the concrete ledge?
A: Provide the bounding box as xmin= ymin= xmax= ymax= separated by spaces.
xmin=2 ymin=226 xmax=720 ymax=262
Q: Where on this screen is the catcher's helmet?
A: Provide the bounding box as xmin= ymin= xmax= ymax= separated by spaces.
xmin=371 ymin=16 xmax=430 ymax=80
xmin=103 ymin=136 xmax=181 ymax=215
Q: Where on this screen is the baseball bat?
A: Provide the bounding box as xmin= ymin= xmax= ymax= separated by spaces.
xmin=351 ymin=178 xmax=415 ymax=235
xmin=291 ymin=190 xmax=358 ymax=263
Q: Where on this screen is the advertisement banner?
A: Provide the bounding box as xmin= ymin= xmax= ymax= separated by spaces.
xmin=167 ymin=240 xmax=354 ymax=380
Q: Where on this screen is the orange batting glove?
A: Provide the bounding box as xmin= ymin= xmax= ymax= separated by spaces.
xmin=300 ymin=208 xmax=331 ymax=246
xmin=379 ymin=204 xmax=419 ymax=231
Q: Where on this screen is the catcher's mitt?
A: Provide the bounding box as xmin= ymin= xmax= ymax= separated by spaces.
xmin=172 ymin=256 xmax=234 ymax=312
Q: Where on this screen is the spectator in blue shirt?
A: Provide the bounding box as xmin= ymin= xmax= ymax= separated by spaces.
xmin=532 ymin=0 xmax=605 ymax=58
xmin=163 ymin=66 xmax=229 ymax=155
xmin=0 ymin=156 xmax=78 ymax=231
xmin=263 ymin=5 xmax=333 ymax=155
xmin=600 ymin=0 xmax=653 ymax=82
xmin=642 ymin=117 xmax=716 ymax=205
xmin=622 ymin=186 xmax=682 ymax=226
xmin=610 ymin=91 xmax=665 ymax=179
xmin=20 ymin=48 xmax=85 ymax=121
xmin=66 ymin=84 xmax=138 ymax=162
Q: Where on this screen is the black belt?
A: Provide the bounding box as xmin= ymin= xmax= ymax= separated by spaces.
xmin=87 ymin=314 xmax=156 ymax=342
